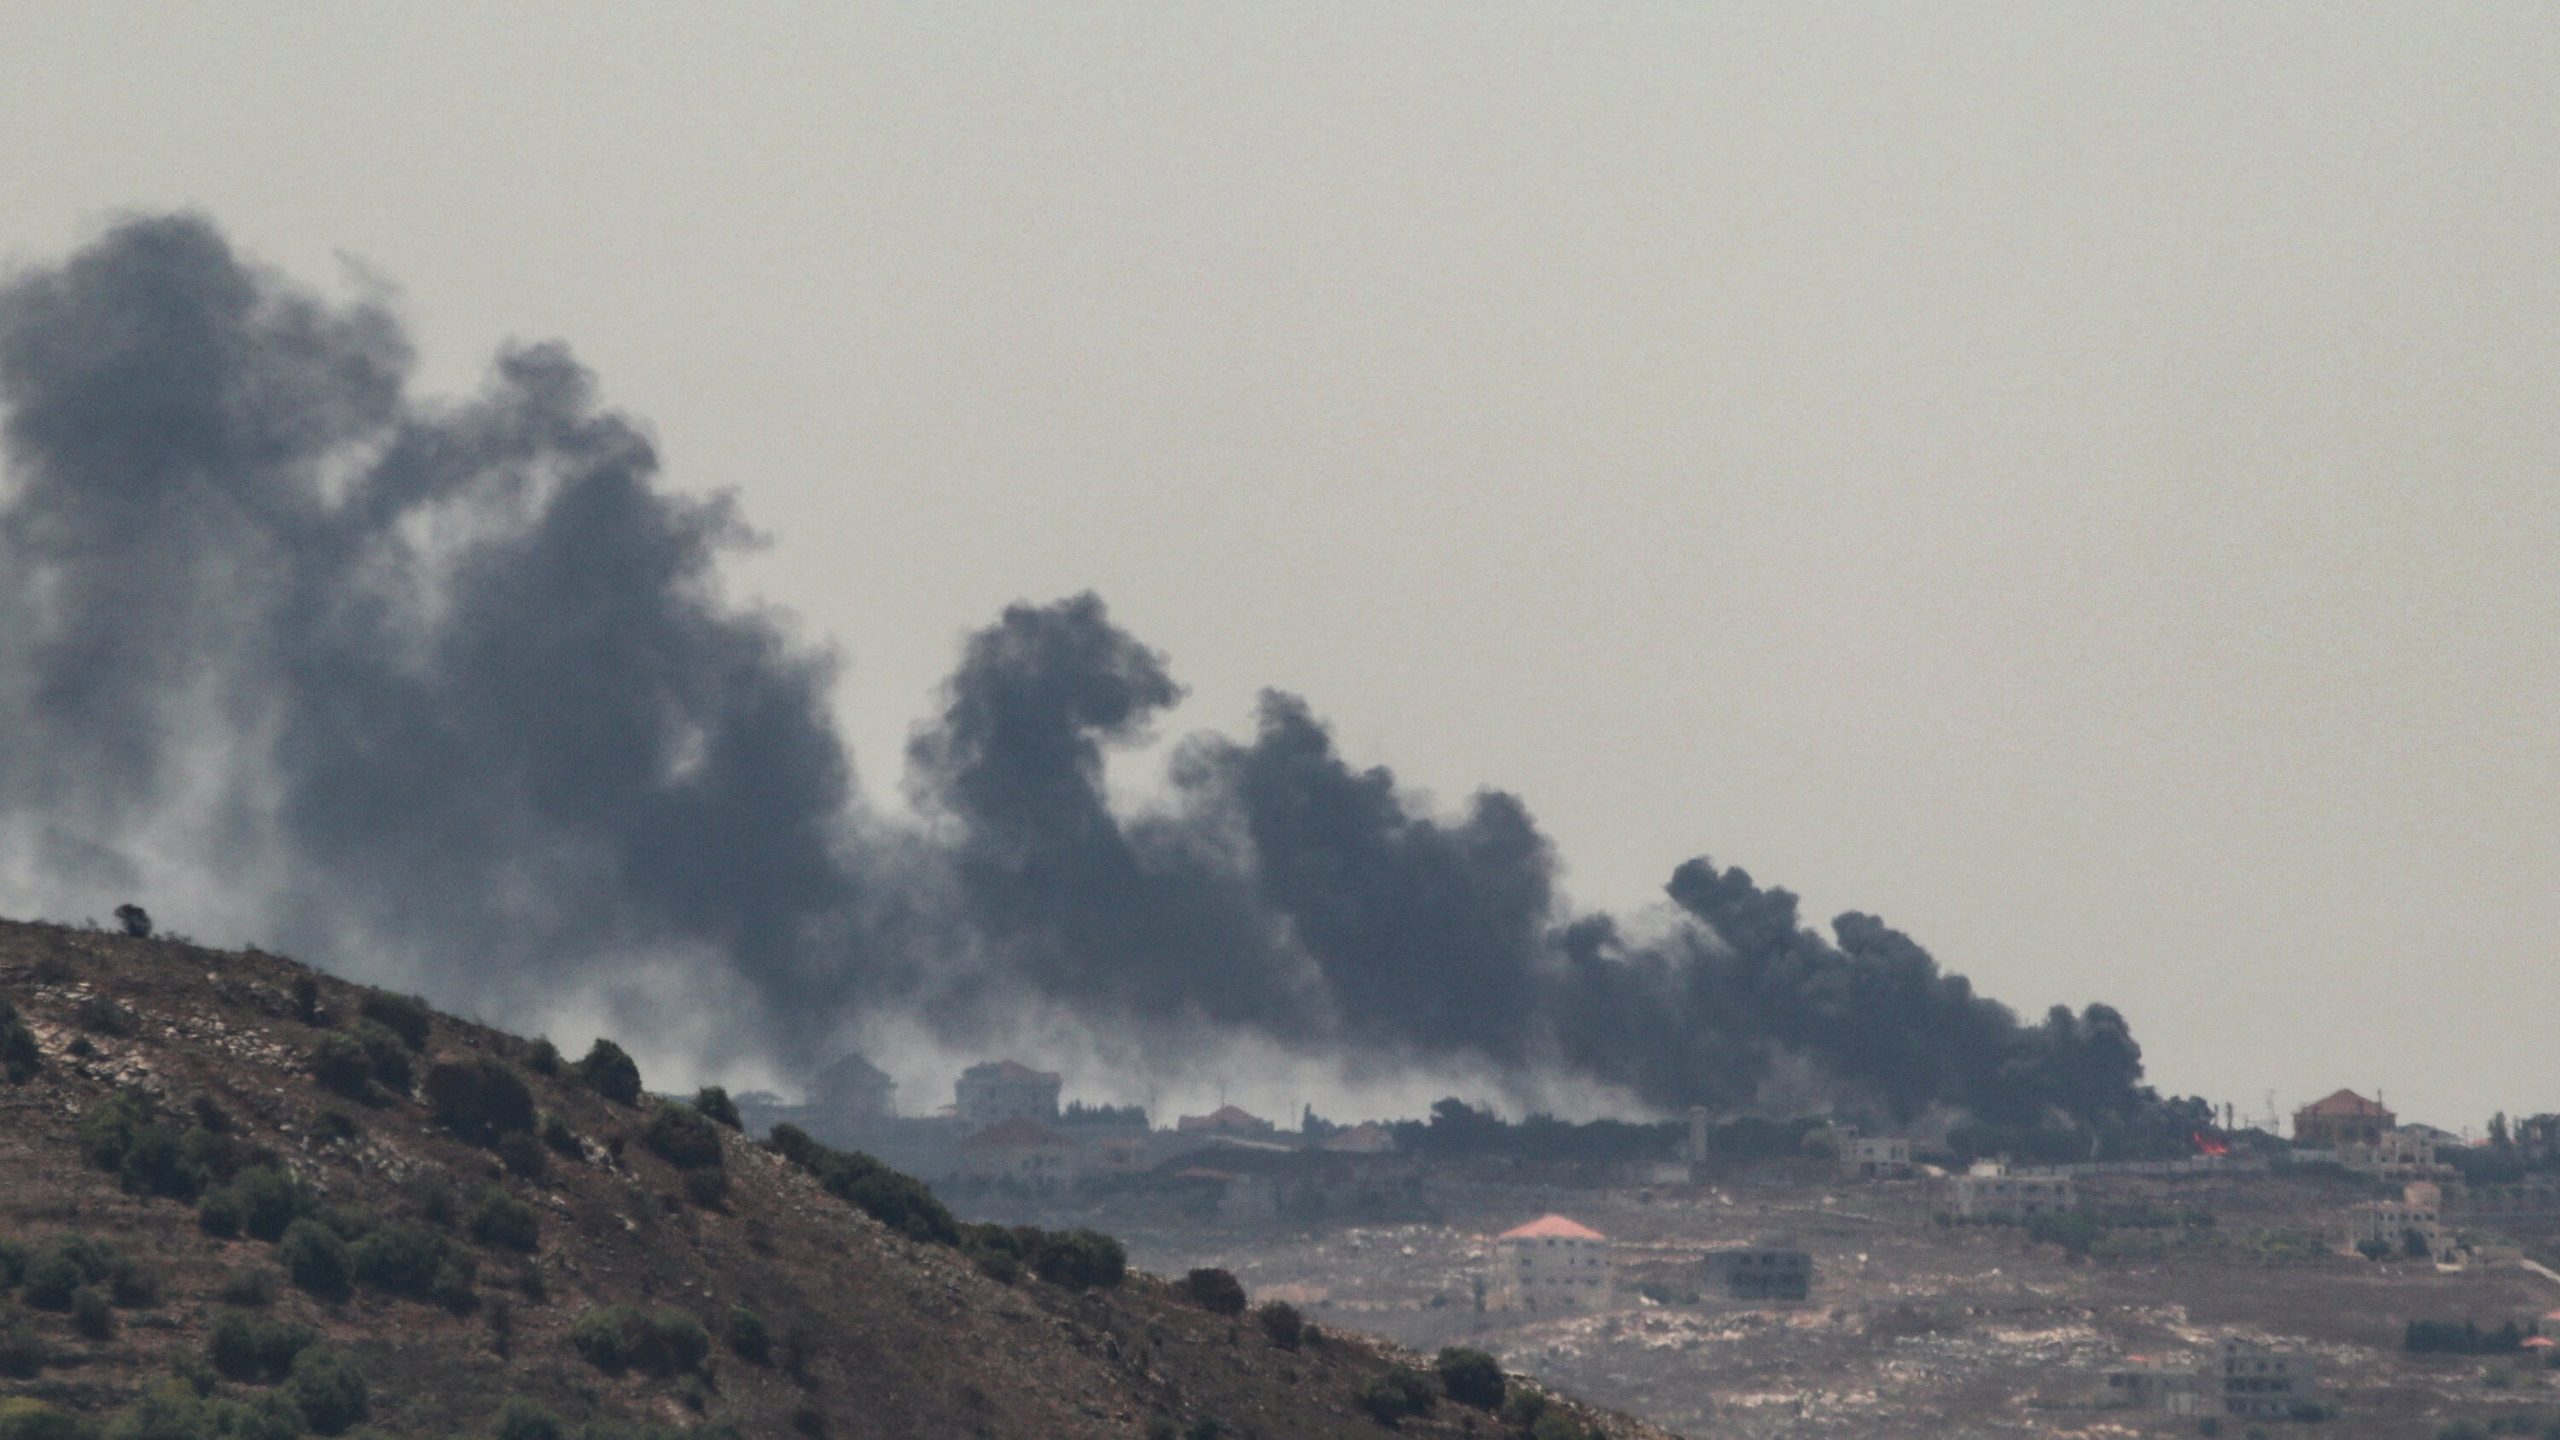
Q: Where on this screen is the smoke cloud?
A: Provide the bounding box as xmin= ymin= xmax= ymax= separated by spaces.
xmin=0 ymin=216 xmax=2167 ymax=1125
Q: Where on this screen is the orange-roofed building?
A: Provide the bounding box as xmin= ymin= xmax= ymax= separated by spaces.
xmin=2294 ymin=1090 xmax=2395 ymax=1148
xmin=1495 ymin=1215 xmax=1613 ymax=1312
xmin=1176 ymin=1104 xmax=1275 ymax=1137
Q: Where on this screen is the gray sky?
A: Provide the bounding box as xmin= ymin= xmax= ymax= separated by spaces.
xmin=3 ymin=4 xmax=2553 ymax=1130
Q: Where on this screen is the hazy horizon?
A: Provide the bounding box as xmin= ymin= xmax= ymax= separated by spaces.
xmin=3 ymin=5 xmax=2553 ymax=1132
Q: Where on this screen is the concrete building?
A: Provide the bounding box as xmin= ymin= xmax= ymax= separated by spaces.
xmin=2349 ymin=1183 xmax=2458 ymax=1262
xmin=1836 ymin=1127 xmax=1914 ymax=1178
xmin=2217 ymin=1339 xmax=2318 ymax=1419
xmin=1318 ymin=1122 xmax=1395 ymax=1154
xmin=1497 ymin=1215 xmax=1614 ymax=1312
xmin=2098 ymin=1359 xmax=2207 ymax=1416
xmin=809 ymin=1052 xmax=896 ymax=1121
xmin=2341 ymin=1127 xmax=2455 ymax=1183
xmin=955 ymin=1061 xmax=1062 ymax=1132
xmin=1947 ymin=1164 xmax=2077 ymax=1220
xmin=2294 ymin=1089 xmax=2395 ymax=1148
xmin=952 ymin=1117 xmax=1077 ymax=1188
xmin=1175 ymin=1104 xmax=1276 ymax=1138
xmin=1704 ymin=1239 xmax=1812 ymax=1301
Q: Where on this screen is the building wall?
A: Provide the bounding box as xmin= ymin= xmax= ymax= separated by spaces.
xmin=1502 ymin=1235 xmax=1613 ymax=1311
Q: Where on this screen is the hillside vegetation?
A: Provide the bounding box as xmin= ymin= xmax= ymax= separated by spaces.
xmin=0 ymin=919 xmax=1663 ymax=1440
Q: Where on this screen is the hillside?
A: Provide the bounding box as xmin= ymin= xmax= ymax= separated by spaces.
xmin=0 ymin=918 xmax=1671 ymax=1440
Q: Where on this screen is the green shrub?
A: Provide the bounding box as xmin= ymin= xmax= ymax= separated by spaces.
xmin=1499 ymin=1390 xmax=1548 ymax=1430
xmin=1255 ymin=1300 xmax=1302 ymax=1350
xmin=1530 ymin=1412 xmax=1602 ymax=1440
xmin=355 ymin=992 xmax=431 ymax=1051
xmin=1435 ymin=1347 xmax=1504 ymax=1409
xmin=215 ymin=1269 xmax=277 ymax=1308
xmin=349 ymin=1223 xmax=447 ymax=1299
xmin=0 ymin=1000 xmax=40 ymax=1084
xmin=766 ymin=1125 xmax=959 ymax=1245
xmin=224 ymin=1168 xmax=317 ymax=1243
xmin=1358 ymin=1367 xmax=1435 ymax=1424
xmin=69 ymin=1288 xmax=112 ymax=1341
xmin=541 ymin=1113 xmax=580 ymax=1158
xmin=0 ymin=1310 xmax=46 ymax=1379
xmin=726 ymin=1307 xmax=770 ymax=1364
xmin=424 ymin=1059 xmax=536 ymax=1146
xmin=495 ymin=1132 xmax=549 ymax=1181
xmin=198 ymin=1188 xmax=246 ymax=1238
xmin=78 ymin=1092 xmax=153 ymax=1171
xmin=577 ymin=1040 xmax=643 ymax=1105
xmin=1182 ymin=1268 xmax=1246 ymax=1315
xmin=0 ymin=1240 xmax=25 ymax=1288
xmin=309 ymin=1034 xmax=374 ymax=1101
xmin=22 ymin=1247 xmax=88 ymax=1310
xmin=346 ymin=1021 xmax=412 ymax=1095
xmin=681 ymin=1169 xmax=730 ymax=1210
xmin=208 ymin=1310 xmax=316 ymax=1382
xmin=642 ymin=1103 xmax=725 ymax=1170
xmin=283 ymin=1346 xmax=366 ymax=1434
xmin=490 ymin=1399 xmax=565 ymax=1440
xmin=280 ymin=1220 xmax=352 ymax=1301
xmin=1027 ymin=1229 xmax=1126 ymax=1290
xmin=0 ymin=1397 xmax=92 ymax=1440
xmin=694 ymin=1087 xmax=742 ymax=1131
xmin=568 ymin=1305 xmax=708 ymax=1378
xmin=468 ymin=1190 xmax=540 ymax=1253
xmin=526 ymin=1038 xmax=561 ymax=1076
xmin=118 ymin=1120 xmax=210 ymax=1201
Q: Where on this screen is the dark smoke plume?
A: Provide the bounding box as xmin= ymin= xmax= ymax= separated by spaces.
xmin=0 ymin=216 xmax=2170 ymax=1125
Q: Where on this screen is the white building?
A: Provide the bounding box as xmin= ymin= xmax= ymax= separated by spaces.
xmin=1497 ymin=1215 xmax=1614 ymax=1312
xmin=954 ymin=1060 xmax=1062 ymax=1132
xmin=1837 ymin=1127 xmax=1914 ymax=1178
xmin=1947 ymin=1163 xmax=2077 ymax=1219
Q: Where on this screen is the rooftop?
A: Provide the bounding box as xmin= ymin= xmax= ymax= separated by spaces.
xmin=1499 ymin=1214 xmax=1607 ymax=1241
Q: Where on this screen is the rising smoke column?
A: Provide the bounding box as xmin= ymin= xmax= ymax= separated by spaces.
xmin=0 ymin=215 xmax=2169 ymax=1124
xmin=0 ymin=216 xmax=869 ymax=1047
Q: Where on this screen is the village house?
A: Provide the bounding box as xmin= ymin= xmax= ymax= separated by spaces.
xmin=1176 ymin=1104 xmax=1276 ymax=1138
xmin=1497 ymin=1215 xmax=1614 ymax=1312
xmin=1703 ymin=1237 xmax=1812 ymax=1301
xmin=2098 ymin=1357 xmax=2207 ymax=1416
xmin=1318 ymin=1122 xmax=1395 ymax=1154
xmin=2349 ymin=1182 xmax=2458 ymax=1262
xmin=954 ymin=1060 xmax=1062 ymax=1132
xmin=2341 ymin=1127 xmax=2456 ymax=1183
xmin=809 ymin=1052 xmax=896 ymax=1121
xmin=1947 ymin=1163 xmax=2077 ymax=1220
xmin=952 ymin=1117 xmax=1077 ymax=1189
xmin=2217 ymin=1339 xmax=2319 ymax=1419
xmin=2293 ymin=1089 xmax=2395 ymax=1148
xmin=1835 ymin=1126 xmax=1914 ymax=1179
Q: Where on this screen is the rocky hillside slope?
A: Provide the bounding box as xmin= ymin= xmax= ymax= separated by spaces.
xmin=0 ymin=918 xmax=1670 ymax=1440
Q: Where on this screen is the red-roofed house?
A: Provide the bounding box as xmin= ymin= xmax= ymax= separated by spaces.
xmin=2294 ymin=1090 xmax=2395 ymax=1148
xmin=1495 ymin=1215 xmax=1613 ymax=1312
xmin=954 ymin=1117 xmax=1077 ymax=1188
xmin=1176 ymin=1105 xmax=1275 ymax=1137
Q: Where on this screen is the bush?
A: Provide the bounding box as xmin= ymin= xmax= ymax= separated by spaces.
xmin=285 ymin=1345 xmax=368 ymax=1435
xmin=726 ymin=1307 xmax=770 ymax=1364
xmin=468 ymin=1190 xmax=540 ymax=1253
xmin=1181 ymin=1268 xmax=1247 ymax=1315
xmin=526 ymin=1038 xmax=561 ymax=1077
xmin=1530 ymin=1413 xmax=1602 ymax=1440
xmin=642 ymin=1103 xmax=725 ymax=1170
xmin=280 ymin=1220 xmax=352 ymax=1301
xmin=69 ymin=1288 xmax=112 ymax=1341
xmin=209 ymin=1311 xmax=316 ymax=1382
xmin=223 ymin=1168 xmax=317 ymax=1243
xmin=0 ymin=1398 xmax=91 ymax=1440
xmin=117 ymin=1120 xmax=211 ymax=1201
xmin=1027 ymin=1229 xmax=1126 ymax=1291
xmin=424 ymin=1059 xmax=536 ymax=1146
xmin=495 ymin=1132 xmax=549 ymax=1181
xmin=309 ymin=1034 xmax=375 ymax=1101
xmin=0 ymin=1240 xmax=24 ymax=1288
xmin=1255 ymin=1301 xmax=1303 ymax=1350
xmin=491 ymin=1399 xmax=565 ymax=1440
xmin=215 ymin=1269 xmax=277 ymax=1308
xmin=541 ymin=1113 xmax=580 ymax=1158
xmin=22 ymin=1247 xmax=89 ymax=1310
xmin=569 ymin=1305 xmax=708 ymax=1378
xmin=1435 ymin=1347 xmax=1505 ymax=1410
xmin=355 ymin=991 xmax=431 ymax=1050
xmin=694 ymin=1087 xmax=742 ymax=1131
xmin=0 ymin=1312 xmax=42 ymax=1379
xmin=681 ymin=1169 xmax=731 ymax=1210
xmin=577 ymin=1040 xmax=643 ymax=1105
xmin=0 ymin=1000 xmax=39 ymax=1084
xmin=350 ymin=1223 xmax=447 ymax=1300
xmin=347 ymin=1021 xmax=413 ymax=1095
xmin=766 ymin=1125 xmax=959 ymax=1245
xmin=198 ymin=1188 xmax=246 ymax=1239
xmin=1358 ymin=1367 xmax=1435 ymax=1424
